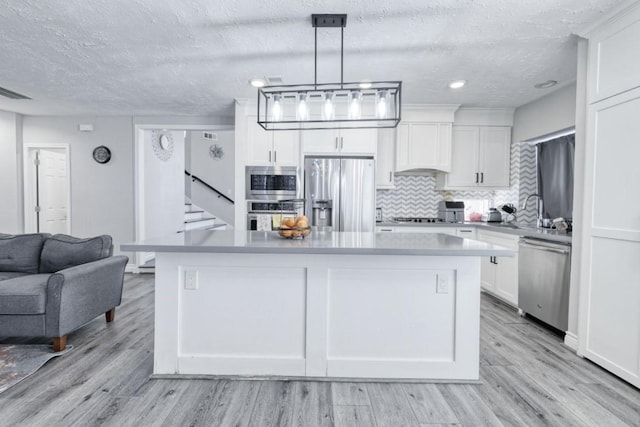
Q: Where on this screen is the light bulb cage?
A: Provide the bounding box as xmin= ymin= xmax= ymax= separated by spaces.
xmin=256 ymin=14 xmax=402 ymax=131
xmin=257 ymin=81 xmax=401 ymax=130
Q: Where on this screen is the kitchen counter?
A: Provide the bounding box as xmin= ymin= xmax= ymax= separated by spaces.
xmin=122 ymin=229 xmax=515 ymax=256
xmin=122 ymin=230 xmax=510 ymax=382
xmin=376 ymin=221 xmax=572 ymax=244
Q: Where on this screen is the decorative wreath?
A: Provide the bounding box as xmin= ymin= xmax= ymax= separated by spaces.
xmin=151 ymin=130 xmax=174 ymax=161
xmin=209 ymin=144 xmax=224 ymax=160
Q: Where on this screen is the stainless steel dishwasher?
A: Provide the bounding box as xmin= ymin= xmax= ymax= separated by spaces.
xmin=518 ymin=237 xmax=571 ymax=332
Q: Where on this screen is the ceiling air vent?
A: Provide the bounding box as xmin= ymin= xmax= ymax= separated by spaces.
xmin=0 ymin=86 xmax=31 ymax=100
xmin=265 ymin=76 xmax=283 ymax=85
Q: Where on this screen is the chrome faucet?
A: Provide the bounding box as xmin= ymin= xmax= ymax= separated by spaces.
xmin=522 ymin=193 xmax=545 ymax=227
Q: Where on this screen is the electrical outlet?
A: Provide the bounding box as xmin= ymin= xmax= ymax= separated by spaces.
xmin=436 ymin=274 xmax=450 ymax=294
xmin=185 ymin=270 xmax=198 ymax=290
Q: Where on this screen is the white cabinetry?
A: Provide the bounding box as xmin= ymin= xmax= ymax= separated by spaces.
xmin=456 ymin=227 xmax=477 ymax=240
xmin=247 ymin=116 xmax=299 ymax=166
xmin=437 ymin=126 xmax=511 ymax=189
xmin=395 ymin=122 xmax=452 ymax=173
xmin=477 ymin=230 xmax=519 ymax=306
xmin=302 ymin=128 xmax=376 ymax=155
xmin=579 ymin=2 xmax=640 ymax=388
xmin=376 ymin=128 xmax=395 ymax=189
xmin=376 ymin=226 xmax=458 ymax=236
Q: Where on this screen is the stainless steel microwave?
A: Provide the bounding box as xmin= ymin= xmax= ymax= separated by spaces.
xmin=245 ymin=166 xmax=300 ymax=200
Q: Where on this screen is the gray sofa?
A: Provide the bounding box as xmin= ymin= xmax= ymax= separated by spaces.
xmin=0 ymin=233 xmax=128 ymax=351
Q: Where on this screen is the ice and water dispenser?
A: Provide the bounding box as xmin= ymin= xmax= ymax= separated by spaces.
xmin=311 ymin=199 xmax=333 ymax=229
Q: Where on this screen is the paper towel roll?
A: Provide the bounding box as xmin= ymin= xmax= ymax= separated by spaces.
xmin=257 ymin=214 xmax=271 ymax=231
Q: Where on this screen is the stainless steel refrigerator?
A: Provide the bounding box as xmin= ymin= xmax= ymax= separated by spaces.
xmin=304 ymin=156 xmax=375 ymax=232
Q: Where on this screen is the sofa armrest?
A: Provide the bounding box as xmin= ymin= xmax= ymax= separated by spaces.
xmin=44 ymin=255 xmax=128 ymax=337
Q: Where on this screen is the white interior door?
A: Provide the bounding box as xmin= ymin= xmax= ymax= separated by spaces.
xmin=23 ymin=144 xmax=70 ymax=235
xmin=37 ymin=148 xmax=69 ymax=234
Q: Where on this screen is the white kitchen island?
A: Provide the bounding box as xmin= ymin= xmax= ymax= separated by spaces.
xmin=122 ymin=230 xmax=513 ymax=381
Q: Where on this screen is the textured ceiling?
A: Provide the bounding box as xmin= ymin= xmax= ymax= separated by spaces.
xmin=0 ymin=0 xmax=624 ymax=117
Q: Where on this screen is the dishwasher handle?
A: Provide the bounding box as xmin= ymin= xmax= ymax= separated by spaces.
xmin=519 ymin=240 xmax=570 ymax=255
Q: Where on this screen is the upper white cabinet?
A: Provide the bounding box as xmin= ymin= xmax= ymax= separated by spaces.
xmin=587 ymin=10 xmax=640 ymax=103
xmin=375 ymin=128 xmax=395 ymax=189
xmin=395 ymin=122 xmax=452 ymax=173
xmin=437 ymin=126 xmax=511 ymax=189
xmin=246 ymin=116 xmax=299 ymax=166
xmin=301 ymin=128 xmax=377 ymax=155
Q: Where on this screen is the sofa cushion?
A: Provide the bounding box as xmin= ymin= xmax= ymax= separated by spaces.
xmin=0 ymin=271 xmax=31 ymax=281
xmin=0 ymin=274 xmax=50 ymax=314
xmin=0 ymin=233 xmax=50 ymax=273
xmin=40 ymin=234 xmax=113 ymax=273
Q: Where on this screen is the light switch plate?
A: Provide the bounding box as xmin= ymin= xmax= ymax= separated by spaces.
xmin=185 ymin=270 xmax=198 ymax=290
xmin=436 ymin=273 xmax=450 ymax=294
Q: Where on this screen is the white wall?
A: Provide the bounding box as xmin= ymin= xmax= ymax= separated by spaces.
xmin=22 ymin=116 xmax=135 ymax=257
xmin=0 ymin=111 xmax=23 ymax=233
xmin=143 ymin=130 xmax=185 ymax=238
xmin=512 ymin=83 xmax=577 ymax=143
xmin=188 ymin=130 xmax=235 ymax=200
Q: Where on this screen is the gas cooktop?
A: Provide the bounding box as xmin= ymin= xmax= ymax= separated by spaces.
xmin=392 ymin=217 xmax=441 ymax=223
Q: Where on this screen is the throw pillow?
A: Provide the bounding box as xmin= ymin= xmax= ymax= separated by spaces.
xmin=0 ymin=233 xmax=50 ymax=273
xmin=39 ymin=234 xmax=113 ymax=273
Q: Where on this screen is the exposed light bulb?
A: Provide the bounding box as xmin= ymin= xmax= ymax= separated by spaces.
xmin=271 ymin=94 xmax=283 ymax=122
xmin=296 ymin=93 xmax=309 ymax=121
xmin=376 ymin=90 xmax=389 ymax=119
xmin=449 ymin=80 xmax=466 ymax=89
xmin=322 ymin=92 xmax=335 ymax=121
xmin=348 ymin=91 xmax=362 ymax=120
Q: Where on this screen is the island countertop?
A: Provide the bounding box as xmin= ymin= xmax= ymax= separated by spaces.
xmin=121 ymin=230 xmax=515 ymax=256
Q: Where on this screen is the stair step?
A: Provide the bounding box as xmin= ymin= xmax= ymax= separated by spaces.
xmin=184 ymin=217 xmax=216 ymax=231
xmin=185 ymin=210 xmax=205 ymax=221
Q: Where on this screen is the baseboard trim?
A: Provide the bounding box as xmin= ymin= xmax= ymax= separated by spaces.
xmin=564 ymin=332 xmax=578 ymax=352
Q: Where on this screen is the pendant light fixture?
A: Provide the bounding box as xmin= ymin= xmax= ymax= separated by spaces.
xmin=257 ymin=14 xmax=402 ymax=131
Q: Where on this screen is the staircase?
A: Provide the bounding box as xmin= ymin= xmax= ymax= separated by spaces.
xmin=183 ymin=202 xmax=226 ymax=231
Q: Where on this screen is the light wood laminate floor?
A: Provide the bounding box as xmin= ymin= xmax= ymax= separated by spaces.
xmin=1 ymin=274 xmax=638 ymax=426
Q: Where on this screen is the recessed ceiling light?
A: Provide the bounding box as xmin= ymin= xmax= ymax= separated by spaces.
xmin=534 ymin=80 xmax=558 ymax=89
xmin=449 ymin=80 xmax=466 ymax=89
xmin=249 ymin=78 xmax=266 ymax=88
xmin=359 ymin=81 xmax=373 ymax=89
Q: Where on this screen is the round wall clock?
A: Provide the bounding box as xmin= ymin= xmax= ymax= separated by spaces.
xmin=152 ymin=130 xmax=174 ymax=161
xmin=92 ymin=146 xmax=111 ymax=164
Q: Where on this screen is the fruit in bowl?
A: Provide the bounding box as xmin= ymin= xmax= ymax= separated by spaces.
xmin=278 ymin=215 xmax=311 ymax=239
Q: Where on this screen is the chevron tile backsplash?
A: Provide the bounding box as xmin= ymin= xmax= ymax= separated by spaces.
xmin=376 ymin=141 xmax=528 ymax=220
xmin=518 ymin=143 xmax=538 ymax=224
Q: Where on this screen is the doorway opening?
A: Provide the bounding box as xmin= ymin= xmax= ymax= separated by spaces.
xmin=23 ymin=144 xmax=71 ymax=234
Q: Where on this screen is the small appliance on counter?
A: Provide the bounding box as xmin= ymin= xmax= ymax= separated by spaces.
xmin=483 ymin=208 xmax=503 ymax=222
xmin=437 ymin=201 xmax=465 ymax=223
xmin=376 ymin=208 xmax=383 ymax=222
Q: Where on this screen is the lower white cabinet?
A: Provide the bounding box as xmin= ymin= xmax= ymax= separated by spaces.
xmin=476 ymin=230 xmax=519 ymax=306
xmin=456 ymin=228 xmax=477 ymax=239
